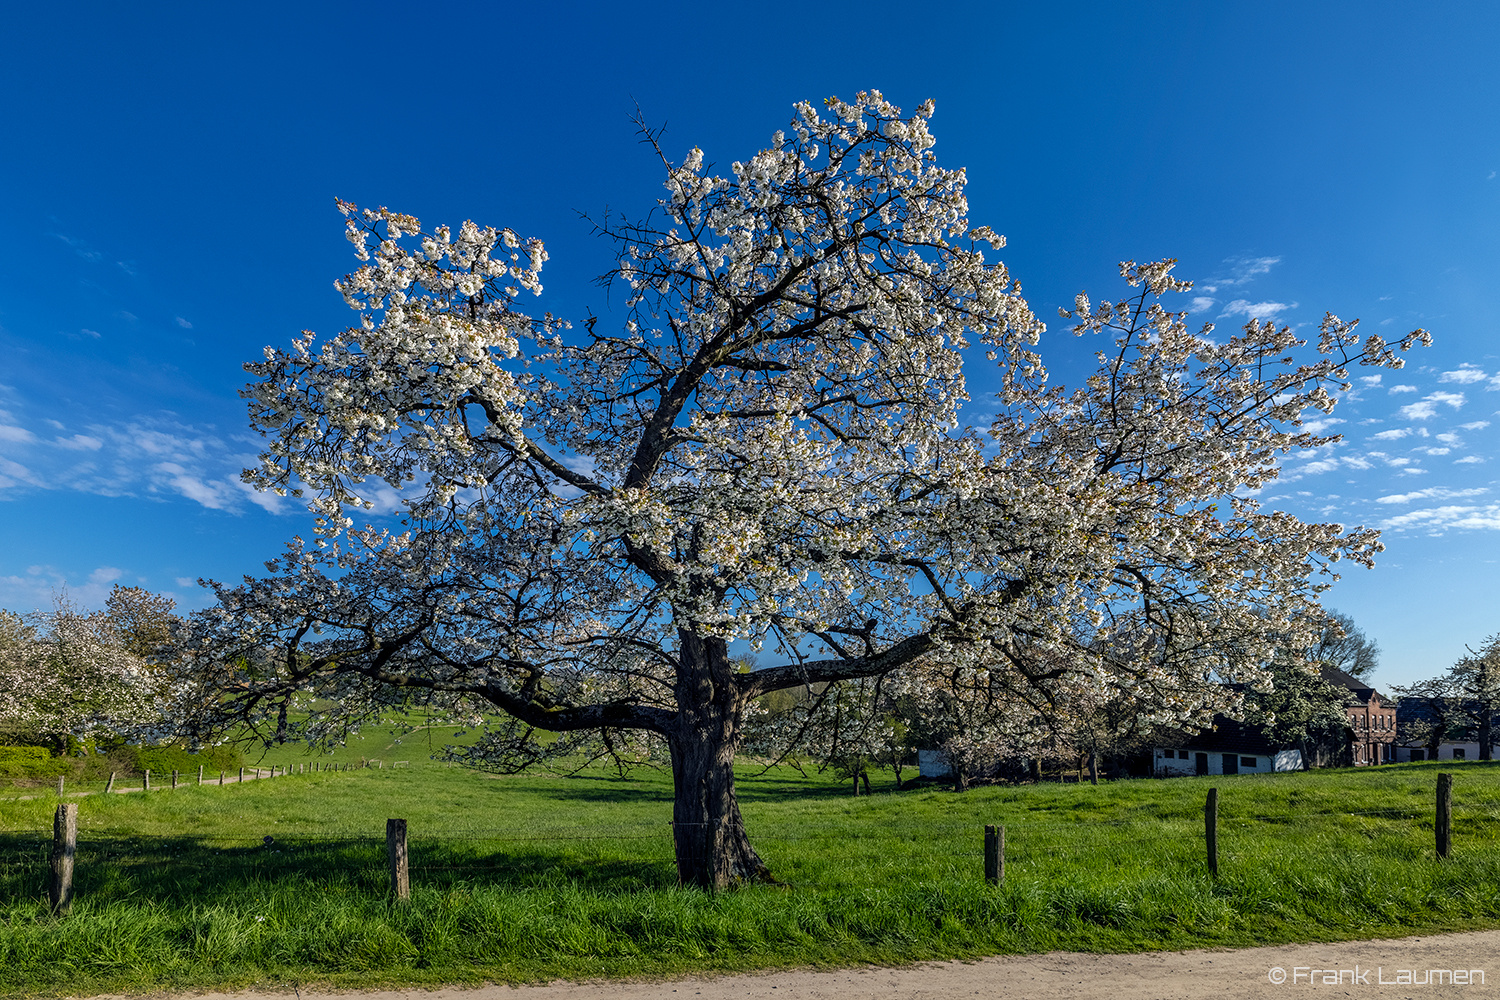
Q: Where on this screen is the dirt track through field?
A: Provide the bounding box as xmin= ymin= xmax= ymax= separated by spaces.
xmin=140 ymin=929 xmax=1500 ymax=1000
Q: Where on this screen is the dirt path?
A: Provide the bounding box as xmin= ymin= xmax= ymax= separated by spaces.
xmin=135 ymin=929 xmax=1500 ymax=1000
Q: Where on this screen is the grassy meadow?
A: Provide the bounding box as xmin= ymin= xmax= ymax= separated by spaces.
xmin=2 ymin=727 xmax=1499 ymax=998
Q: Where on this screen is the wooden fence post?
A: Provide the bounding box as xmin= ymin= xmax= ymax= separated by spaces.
xmin=1205 ymin=788 xmax=1219 ymax=877
xmin=238 ymin=767 xmax=244 ymax=783
xmin=984 ymin=824 xmax=1004 ymax=885
xmin=171 ymin=770 xmax=179 ymax=790
xmin=219 ymin=771 xmax=225 ymax=785
xmin=143 ymin=769 xmax=151 ymax=792
xmin=50 ymin=802 xmax=77 ymax=916
xmin=1436 ymin=773 xmax=1453 ymax=859
xmin=56 ymin=777 xmax=64 ymax=797
xmin=104 ymin=772 xmax=115 ymax=794
xmin=387 ymin=818 xmax=410 ymax=901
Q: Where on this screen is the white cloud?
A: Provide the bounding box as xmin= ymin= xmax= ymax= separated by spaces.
xmin=1220 ymin=299 xmax=1296 ymax=320
xmin=1460 ymin=420 xmax=1491 ymax=431
xmin=0 ymin=455 xmax=43 ymax=489
xmin=1221 ymin=255 xmax=1281 ymax=284
xmin=1190 ymin=296 xmax=1216 ymax=313
xmin=54 ymin=434 xmax=103 ymax=451
xmin=152 ymin=462 xmax=240 ymax=511
xmin=174 ymin=577 xmax=197 ymax=588
xmin=1439 ymin=366 xmax=1488 ymax=384
xmin=1371 ymin=428 xmax=1411 ymax=440
xmin=88 ymin=567 xmax=124 ymax=585
xmin=1300 ymin=417 xmax=1344 ymax=435
xmin=1399 ymin=392 xmax=1466 ymax=420
xmin=80 ymin=328 xmax=101 ymax=339
xmin=1359 ymin=375 xmax=1383 ymax=387
xmin=1456 ymin=455 xmax=1485 ymax=464
xmin=1389 ymin=385 xmax=1418 ymax=394
xmin=0 ymin=564 xmax=128 ymax=611
xmin=1376 ymin=487 xmax=1487 ymax=505
xmin=1380 ymin=504 xmax=1500 ymax=532
xmin=175 ymin=317 xmax=193 ymax=329
xmin=1419 ymin=447 xmax=1451 ymax=456
xmin=1435 ymin=432 xmax=1461 ymax=445
xmin=0 ymin=424 xmax=36 ymax=443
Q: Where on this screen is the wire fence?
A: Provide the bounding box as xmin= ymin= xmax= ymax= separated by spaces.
xmin=5 ymin=768 xmax=1497 ymax=912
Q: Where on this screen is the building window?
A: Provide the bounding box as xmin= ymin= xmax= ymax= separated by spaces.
xmin=1453 ymin=748 xmax=1466 ymax=760
xmin=1179 ymin=750 xmax=1189 ymax=759
xmin=1411 ymin=748 xmax=1425 ymax=761
xmin=1240 ymin=756 xmax=1256 ymax=767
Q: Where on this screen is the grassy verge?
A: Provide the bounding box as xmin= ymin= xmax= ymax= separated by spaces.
xmin=2 ymin=752 xmax=1498 ymax=999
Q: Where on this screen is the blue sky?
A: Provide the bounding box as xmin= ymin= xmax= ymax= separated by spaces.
xmin=1 ymin=2 xmax=1496 ymax=689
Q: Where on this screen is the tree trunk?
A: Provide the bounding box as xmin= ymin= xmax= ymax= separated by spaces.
xmin=669 ymin=631 xmax=771 ymax=890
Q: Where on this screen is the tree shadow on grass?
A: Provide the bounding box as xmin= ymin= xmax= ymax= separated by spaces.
xmin=0 ymin=831 xmax=683 ymax=908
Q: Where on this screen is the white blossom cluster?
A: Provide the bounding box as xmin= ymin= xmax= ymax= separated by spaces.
xmin=185 ymin=92 xmax=1429 ymax=783
xmin=0 ymin=603 xmax=172 ymax=745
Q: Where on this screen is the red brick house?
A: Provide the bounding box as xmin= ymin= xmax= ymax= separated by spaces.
xmin=1321 ymin=666 xmax=1397 ymax=765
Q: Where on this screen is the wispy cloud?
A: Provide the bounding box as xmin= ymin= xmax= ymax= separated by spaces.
xmin=1398 ymin=391 xmax=1466 ymax=420
xmin=54 ymin=434 xmax=103 ymax=451
xmin=1371 ymin=428 xmax=1411 ymax=440
xmin=1381 ymin=504 xmax=1500 ymax=532
xmin=1220 ymin=299 xmax=1296 ymax=320
xmin=175 ymin=317 xmax=193 ymax=329
xmin=1376 ymin=487 xmax=1487 ymax=505
xmin=1389 ymin=385 xmax=1418 ymax=394
xmin=1439 ymin=366 xmax=1488 ymax=384
xmin=1460 ymin=420 xmax=1491 ymax=431
xmin=0 ymin=564 xmax=126 ymax=612
xmin=0 ymin=403 xmax=287 ymax=515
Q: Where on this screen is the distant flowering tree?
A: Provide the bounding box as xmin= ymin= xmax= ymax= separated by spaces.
xmin=0 ymin=600 xmax=164 ymax=750
xmin=176 ymin=92 xmax=1429 ymax=888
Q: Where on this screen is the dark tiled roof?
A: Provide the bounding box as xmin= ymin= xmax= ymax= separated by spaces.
xmin=1170 ymin=716 xmax=1285 ymax=756
xmin=1320 ymin=665 xmax=1389 ymax=705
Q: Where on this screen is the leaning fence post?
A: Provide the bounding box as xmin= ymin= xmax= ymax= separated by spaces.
xmin=984 ymin=824 xmax=1004 ymax=885
xmin=387 ymin=818 xmax=410 ymax=901
xmin=1205 ymin=788 xmax=1219 ymax=877
xmin=198 ymin=764 xmax=204 ymax=785
xmin=50 ymin=802 xmax=77 ymax=916
xmin=104 ymin=772 xmax=115 ymax=794
xmin=143 ymin=769 xmax=151 ymax=792
xmin=1436 ymin=773 xmax=1453 ymax=859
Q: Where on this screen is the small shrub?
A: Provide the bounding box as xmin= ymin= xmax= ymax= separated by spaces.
xmin=0 ymin=745 xmax=70 ymax=779
xmin=111 ymin=743 xmax=243 ymax=776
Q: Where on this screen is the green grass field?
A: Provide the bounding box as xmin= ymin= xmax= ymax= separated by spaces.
xmin=2 ymin=729 xmax=1498 ymax=999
